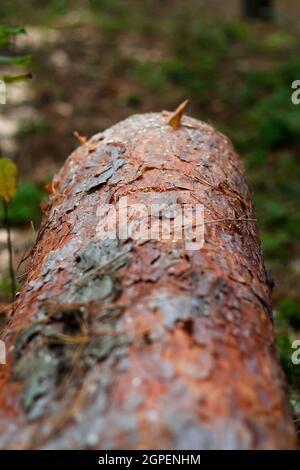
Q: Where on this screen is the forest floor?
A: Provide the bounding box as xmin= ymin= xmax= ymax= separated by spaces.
xmin=0 ymin=0 xmax=300 ymax=439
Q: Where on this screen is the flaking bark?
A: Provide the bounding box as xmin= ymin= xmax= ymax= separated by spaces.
xmin=0 ymin=111 xmax=296 ymax=449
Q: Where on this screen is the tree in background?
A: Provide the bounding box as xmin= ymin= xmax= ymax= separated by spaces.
xmin=243 ymin=0 xmax=274 ymax=20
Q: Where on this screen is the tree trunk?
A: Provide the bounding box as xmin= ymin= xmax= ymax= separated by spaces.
xmin=243 ymin=0 xmax=273 ymax=20
xmin=0 ymin=111 xmax=296 ymax=449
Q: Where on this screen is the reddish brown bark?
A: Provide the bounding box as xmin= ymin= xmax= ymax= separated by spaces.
xmin=0 ymin=111 xmax=296 ymax=449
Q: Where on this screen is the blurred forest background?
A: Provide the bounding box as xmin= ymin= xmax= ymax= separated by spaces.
xmin=0 ymin=0 xmax=300 ymax=430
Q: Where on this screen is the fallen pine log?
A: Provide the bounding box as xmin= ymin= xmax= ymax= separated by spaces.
xmin=0 ymin=106 xmax=296 ymax=449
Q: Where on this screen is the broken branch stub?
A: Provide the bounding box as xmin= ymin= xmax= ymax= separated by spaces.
xmin=0 ymin=111 xmax=296 ymax=449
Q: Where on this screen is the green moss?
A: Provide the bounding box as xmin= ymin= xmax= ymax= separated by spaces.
xmin=277 ymin=299 xmax=300 ymax=330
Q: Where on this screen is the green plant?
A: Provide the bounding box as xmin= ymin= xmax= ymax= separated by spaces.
xmin=0 ymin=25 xmax=32 ymax=305
xmin=0 ymin=180 xmax=44 ymax=226
xmin=0 ymin=157 xmax=18 ymax=302
xmin=0 ymin=26 xmax=32 ymax=84
xmin=277 ymin=299 xmax=300 ymax=330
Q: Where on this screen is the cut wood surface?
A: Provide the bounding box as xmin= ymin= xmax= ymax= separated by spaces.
xmin=0 ymin=110 xmax=296 ymax=449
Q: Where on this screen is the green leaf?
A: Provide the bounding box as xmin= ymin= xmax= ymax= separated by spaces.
xmin=0 ymin=26 xmax=26 ymax=37
xmin=0 ymin=54 xmax=31 ymax=66
xmin=0 ymin=158 xmax=18 ymax=204
xmin=1 ymin=180 xmax=44 ymax=226
xmin=3 ymin=72 xmax=32 ymax=83
xmin=0 ymin=26 xmax=26 ymax=46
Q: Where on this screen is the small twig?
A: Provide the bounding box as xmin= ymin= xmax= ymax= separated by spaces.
xmin=30 ymin=220 xmax=35 ymax=235
xmin=16 ymin=251 xmax=30 ymax=275
xmin=15 ymin=223 xmax=36 ymax=276
xmin=45 ymin=332 xmax=89 ymax=345
xmin=73 ymin=131 xmax=87 ymax=146
xmin=168 ymin=99 xmax=189 ymax=129
xmin=16 ymin=269 xmax=31 ymax=280
xmin=205 ymin=217 xmax=257 ymax=224
xmin=75 ymin=248 xmax=131 ymax=287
